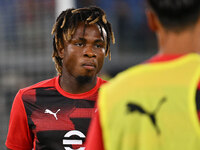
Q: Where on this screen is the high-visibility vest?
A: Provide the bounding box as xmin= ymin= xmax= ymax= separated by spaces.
xmin=99 ymin=54 xmax=200 ymax=150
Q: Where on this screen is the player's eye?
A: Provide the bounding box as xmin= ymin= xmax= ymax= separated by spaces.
xmin=95 ymin=44 xmax=104 ymax=48
xmin=74 ymin=42 xmax=84 ymax=47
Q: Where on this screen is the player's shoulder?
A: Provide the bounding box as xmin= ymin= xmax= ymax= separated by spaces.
xmin=100 ymin=64 xmax=146 ymax=93
xmin=102 ymin=54 xmax=200 ymax=92
xmin=107 ymin=65 xmax=142 ymax=83
xmin=20 ymin=76 xmax=57 ymax=94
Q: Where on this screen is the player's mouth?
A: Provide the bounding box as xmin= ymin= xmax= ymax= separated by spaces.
xmin=82 ymin=62 xmax=96 ymax=70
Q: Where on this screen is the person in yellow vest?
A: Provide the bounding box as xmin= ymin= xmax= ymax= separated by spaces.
xmin=85 ymin=0 xmax=200 ymax=150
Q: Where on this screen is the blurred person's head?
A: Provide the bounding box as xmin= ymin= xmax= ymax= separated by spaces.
xmin=146 ymin=0 xmax=200 ymax=54
xmin=51 ymin=6 xmax=115 ymax=76
xmin=146 ymin=0 xmax=200 ymax=32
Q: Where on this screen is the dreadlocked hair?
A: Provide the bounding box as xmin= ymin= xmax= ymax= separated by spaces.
xmin=51 ymin=6 xmax=115 ymax=75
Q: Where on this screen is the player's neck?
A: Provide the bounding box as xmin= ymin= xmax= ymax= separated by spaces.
xmin=59 ymin=72 xmax=97 ymax=94
xmin=157 ymin=26 xmax=200 ymax=55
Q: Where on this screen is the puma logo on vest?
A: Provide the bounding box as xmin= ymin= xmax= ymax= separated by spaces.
xmin=44 ymin=109 xmax=60 ymax=120
xmin=127 ymin=97 xmax=166 ymax=134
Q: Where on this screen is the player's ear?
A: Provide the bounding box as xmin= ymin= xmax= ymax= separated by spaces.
xmin=57 ymin=45 xmax=65 ymax=59
xmin=146 ymin=9 xmax=159 ymax=32
xmin=58 ymin=49 xmax=64 ymax=59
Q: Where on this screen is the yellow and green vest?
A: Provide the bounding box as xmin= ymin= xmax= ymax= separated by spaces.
xmin=99 ymin=54 xmax=200 ymax=150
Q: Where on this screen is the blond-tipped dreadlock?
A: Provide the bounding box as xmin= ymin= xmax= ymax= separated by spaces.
xmin=51 ymin=6 xmax=115 ymax=75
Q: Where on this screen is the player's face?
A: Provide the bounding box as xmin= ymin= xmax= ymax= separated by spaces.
xmin=61 ymin=22 xmax=106 ymax=80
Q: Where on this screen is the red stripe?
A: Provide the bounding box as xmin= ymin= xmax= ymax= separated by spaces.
xmin=197 ymin=82 xmax=200 ymax=90
xmin=198 ymin=111 xmax=200 ymax=121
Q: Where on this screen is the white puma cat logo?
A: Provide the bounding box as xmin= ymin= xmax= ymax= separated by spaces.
xmin=44 ymin=109 xmax=60 ymax=120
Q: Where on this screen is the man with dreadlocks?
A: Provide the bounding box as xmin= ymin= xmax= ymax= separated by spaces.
xmin=6 ymin=6 xmax=115 ymax=150
xmin=86 ymin=0 xmax=200 ymax=150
